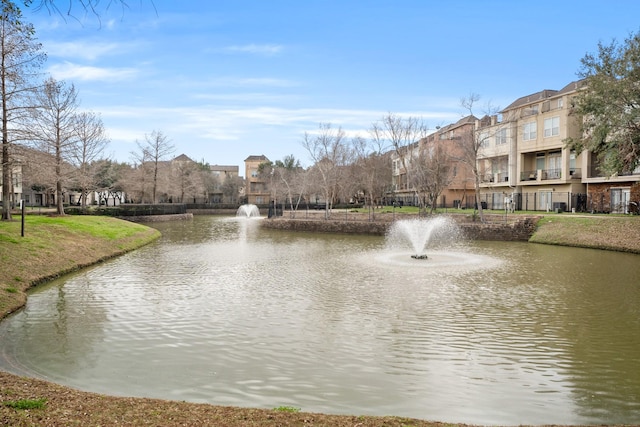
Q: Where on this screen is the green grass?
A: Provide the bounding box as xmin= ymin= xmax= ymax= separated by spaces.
xmin=16 ymin=215 xmax=151 ymax=240
xmin=273 ymin=406 xmax=300 ymax=413
xmin=2 ymin=397 xmax=47 ymax=410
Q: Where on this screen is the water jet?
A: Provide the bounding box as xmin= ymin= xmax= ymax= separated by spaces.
xmin=386 ymin=216 xmax=459 ymax=259
xmin=236 ymin=203 xmax=260 ymax=218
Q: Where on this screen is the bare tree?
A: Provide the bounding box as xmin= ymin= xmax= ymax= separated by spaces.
xmin=352 ymin=135 xmax=392 ymax=219
xmin=25 ymin=0 xmax=156 ymax=22
xmin=28 ymin=78 xmax=79 ymax=215
xmin=273 ymin=154 xmax=305 ymax=216
xmin=127 ymin=148 xmax=150 ymax=202
xmin=1 ymin=1 xmax=46 ymax=220
xmin=302 ymin=123 xmax=351 ymax=219
xmin=410 ymin=138 xmax=454 ymax=214
xmin=171 ymin=157 xmax=200 ymax=203
xmin=134 ymin=130 xmax=173 ymax=204
xmin=69 ymin=111 xmax=108 ymax=208
xmin=458 ymin=93 xmax=498 ymax=222
xmin=220 ymin=174 xmax=241 ymax=204
xmin=370 ymin=113 xmax=429 ymax=209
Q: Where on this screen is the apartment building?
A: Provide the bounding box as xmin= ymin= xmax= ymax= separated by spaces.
xmin=477 ymin=80 xmax=589 ymax=212
xmin=390 ymin=79 xmax=640 ymax=214
xmin=244 ymin=154 xmax=270 ymax=205
xmin=390 ymin=116 xmax=477 ymax=207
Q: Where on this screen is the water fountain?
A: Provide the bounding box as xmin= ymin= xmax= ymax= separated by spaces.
xmin=386 ymin=216 xmax=460 ymax=259
xmin=236 ymin=203 xmax=261 ymax=218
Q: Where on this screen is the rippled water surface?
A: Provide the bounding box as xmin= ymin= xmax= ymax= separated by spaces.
xmin=1 ymin=215 xmax=640 ymax=425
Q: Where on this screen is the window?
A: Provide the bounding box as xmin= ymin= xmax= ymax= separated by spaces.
xmin=538 ymin=191 xmax=553 ymax=211
xmin=611 ymin=188 xmax=631 ymax=214
xmin=536 ymin=153 xmax=545 ymax=171
xmin=548 ymin=152 xmax=561 ymax=178
xmin=479 ymin=131 xmax=490 ymax=147
xmin=557 ymin=98 xmax=563 ymax=108
xmin=496 ymin=128 xmax=507 ymax=145
xmin=523 ymin=122 xmax=537 ymax=140
xmin=393 ymin=159 xmax=401 ymax=174
xmin=544 ymin=116 xmax=559 ymax=137
xmin=251 ymin=169 xmax=258 ymax=178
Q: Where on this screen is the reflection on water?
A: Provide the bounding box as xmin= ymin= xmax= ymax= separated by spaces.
xmin=1 ymin=215 xmax=639 ymax=425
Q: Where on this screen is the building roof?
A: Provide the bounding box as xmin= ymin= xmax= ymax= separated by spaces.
xmin=557 ymin=79 xmax=587 ymax=95
xmin=500 ymin=79 xmax=587 ymax=113
xmin=502 ymin=89 xmax=559 ymax=112
xmin=173 ymin=154 xmax=194 ymax=162
xmin=244 ymin=155 xmax=269 ymax=162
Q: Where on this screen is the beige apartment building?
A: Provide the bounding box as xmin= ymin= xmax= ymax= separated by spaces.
xmin=244 ymin=154 xmax=270 ymax=205
xmin=477 ymin=80 xmax=589 ymax=212
xmin=476 ymin=79 xmax=640 ymax=213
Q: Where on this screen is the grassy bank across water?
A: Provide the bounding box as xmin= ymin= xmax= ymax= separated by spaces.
xmin=1 ymin=214 xmax=637 ymax=426
xmin=529 ymin=215 xmax=640 ymax=253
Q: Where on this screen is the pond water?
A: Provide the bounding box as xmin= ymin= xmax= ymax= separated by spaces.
xmin=1 ymin=215 xmax=639 ymax=425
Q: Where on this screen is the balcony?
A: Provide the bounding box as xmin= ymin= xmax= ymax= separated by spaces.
xmin=589 ymin=164 xmax=640 ymax=178
xmin=520 ymin=168 xmax=561 ymax=182
xmin=480 ymin=172 xmax=509 ymax=184
xmin=480 ymin=173 xmax=494 ymax=183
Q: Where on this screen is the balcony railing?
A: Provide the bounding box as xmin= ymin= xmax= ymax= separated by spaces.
xmin=542 ymin=168 xmax=561 ymax=180
xmin=520 ymin=169 xmax=563 ymax=181
xmin=481 ymin=172 xmax=509 ymax=183
xmin=480 ymin=173 xmax=494 ymax=183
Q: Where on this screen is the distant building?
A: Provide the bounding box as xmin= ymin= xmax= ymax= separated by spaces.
xmin=244 ymin=155 xmax=270 ymax=205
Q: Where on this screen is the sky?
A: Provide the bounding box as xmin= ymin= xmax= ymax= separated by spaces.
xmin=23 ymin=0 xmax=640 ymax=175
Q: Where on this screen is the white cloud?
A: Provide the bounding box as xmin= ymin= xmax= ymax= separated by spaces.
xmin=222 ymin=44 xmax=284 ymax=56
xmin=89 ymin=100 xmax=464 ymax=167
xmin=43 ymin=40 xmax=132 ymax=61
xmin=48 ymin=62 xmax=139 ymax=82
xmin=204 ymin=76 xmax=299 ymax=88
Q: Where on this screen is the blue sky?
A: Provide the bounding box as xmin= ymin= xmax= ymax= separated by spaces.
xmin=25 ymin=1 xmax=640 ymax=174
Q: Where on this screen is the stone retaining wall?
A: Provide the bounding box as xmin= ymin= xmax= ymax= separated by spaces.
xmin=187 ymin=209 xmax=238 ymax=215
xmin=458 ymin=217 xmax=540 ymax=241
xmin=120 ymin=213 xmax=194 ymax=223
xmin=260 ymin=218 xmax=389 ymax=235
xmin=261 ymin=216 xmax=541 ymax=241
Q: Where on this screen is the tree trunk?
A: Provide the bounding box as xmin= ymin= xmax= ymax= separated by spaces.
xmin=474 ymin=172 xmax=484 ymax=222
